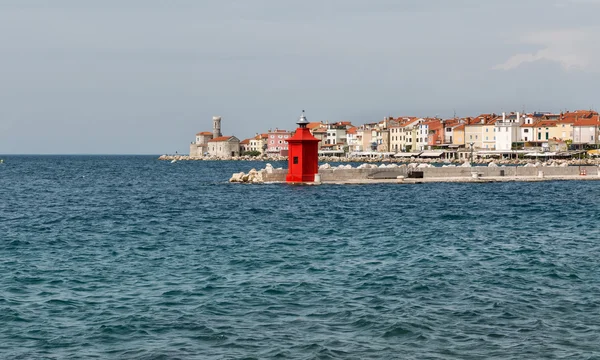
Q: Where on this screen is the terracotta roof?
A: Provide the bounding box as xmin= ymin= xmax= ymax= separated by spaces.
xmin=574 ymin=115 xmax=600 ymax=126
xmin=560 ymin=110 xmax=598 ymax=123
xmin=240 ymin=139 xmax=251 ymax=144
xmin=346 ymin=127 xmax=358 ymax=134
xmin=208 ymin=136 xmax=234 ymax=142
xmin=312 ymin=128 xmax=327 ymax=133
xmin=196 ymin=131 xmax=212 ymax=136
xmin=307 ymin=122 xmax=324 ymax=130
xmin=454 ymin=124 xmax=465 ymax=131
xmin=536 ymin=120 xmax=558 ymax=127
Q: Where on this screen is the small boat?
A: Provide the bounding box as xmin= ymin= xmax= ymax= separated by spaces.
xmin=171 ymin=159 xmax=177 ymax=163
xmin=0 ymin=159 xmax=4 ymax=164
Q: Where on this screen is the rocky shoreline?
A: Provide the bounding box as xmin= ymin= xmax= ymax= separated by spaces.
xmin=159 ymin=154 xmax=599 ymax=167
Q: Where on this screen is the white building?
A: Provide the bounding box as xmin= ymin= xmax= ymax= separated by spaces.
xmin=495 ymin=112 xmax=524 ymax=151
xmin=520 ymin=114 xmax=535 ymax=142
xmin=573 ymin=116 xmax=600 ymax=145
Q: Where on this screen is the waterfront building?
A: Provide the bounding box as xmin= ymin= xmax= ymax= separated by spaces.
xmin=248 ymin=133 xmax=269 ymax=154
xmin=426 ymin=120 xmax=443 ymax=148
xmin=573 ymin=113 xmax=600 ymax=146
xmin=416 ymin=119 xmax=434 ymax=151
xmin=441 ymin=118 xmax=462 ymax=145
xmin=240 ymin=138 xmax=251 ymax=154
xmin=465 ymin=114 xmax=496 ymax=149
xmin=520 ymin=114 xmax=536 ymax=144
xmin=346 ymin=127 xmax=362 ymax=152
xmin=190 ymin=131 xmax=213 ymax=157
xmin=325 ymin=121 xmax=351 ymax=150
xmin=555 ymin=110 xmax=593 ymax=142
xmin=266 ymin=128 xmax=292 ymax=156
xmin=452 ymin=123 xmax=466 ymax=147
xmin=190 ymin=115 xmax=240 ymax=157
xmin=208 ymin=136 xmax=241 ymax=157
xmin=359 ymin=123 xmax=377 ymax=152
xmin=311 ymin=127 xmax=327 ymax=149
xmin=189 ymin=116 xmax=221 ymax=156
xmin=398 ymin=118 xmax=421 ymax=152
xmin=482 ymin=117 xmax=498 ymax=150
xmin=389 ymin=122 xmax=402 ymax=153
xmin=495 ymin=112 xmax=524 ymax=151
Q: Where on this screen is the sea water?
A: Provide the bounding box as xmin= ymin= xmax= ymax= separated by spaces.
xmin=1 ymin=156 xmax=599 ymax=359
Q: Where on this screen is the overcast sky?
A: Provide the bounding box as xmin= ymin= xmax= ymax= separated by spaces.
xmin=1 ymin=0 xmax=600 ymax=154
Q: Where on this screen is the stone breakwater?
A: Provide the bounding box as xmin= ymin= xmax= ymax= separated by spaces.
xmin=229 ymin=162 xmax=600 ymax=184
xmin=229 ymin=163 xmax=285 ymax=183
xmin=159 ymin=154 xmax=599 ymax=166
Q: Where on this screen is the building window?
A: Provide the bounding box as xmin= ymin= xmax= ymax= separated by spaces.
xmin=524 ymin=129 xmax=529 ymax=133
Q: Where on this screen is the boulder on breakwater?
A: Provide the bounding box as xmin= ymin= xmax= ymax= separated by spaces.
xmin=229 ymin=163 xmax=285 ymax=183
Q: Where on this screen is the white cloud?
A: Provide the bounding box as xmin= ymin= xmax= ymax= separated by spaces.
xmin=494 ymin=28 xmax=600 ymax=72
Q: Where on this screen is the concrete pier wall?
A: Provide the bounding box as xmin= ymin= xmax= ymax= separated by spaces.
xmin=258 ymin=166 xmax=599 ymax=183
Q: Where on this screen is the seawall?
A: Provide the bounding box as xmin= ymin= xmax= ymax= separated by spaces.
xmin=248 ymin=165 xmax=600 ymax=184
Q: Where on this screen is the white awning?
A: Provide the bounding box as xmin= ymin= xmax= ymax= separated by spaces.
xmin=419 ymin=151 xmax=445 ymax=157
xmin=525 ymin=152 xmax=556 ymax=157
xmin=394 ymin=152 xmax=421 ymax=157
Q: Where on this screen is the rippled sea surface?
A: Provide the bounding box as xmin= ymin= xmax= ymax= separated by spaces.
xmin=1 ymin=155 xmax=600 ymax=359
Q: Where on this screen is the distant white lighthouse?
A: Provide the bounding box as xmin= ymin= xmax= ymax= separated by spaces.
xmin=213 ymin=116 xmax=222 ymax=139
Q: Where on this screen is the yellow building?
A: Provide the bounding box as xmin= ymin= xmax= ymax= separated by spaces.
xmin=452 ymin=124 xmax=465 ymax=146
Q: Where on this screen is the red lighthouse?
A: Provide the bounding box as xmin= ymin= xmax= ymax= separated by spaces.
xmin=286 ymin=110 xmax=320 ymax=183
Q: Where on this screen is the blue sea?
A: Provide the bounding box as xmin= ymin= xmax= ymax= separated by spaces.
xmin=1 ymin=155 xmax=599 ymax=359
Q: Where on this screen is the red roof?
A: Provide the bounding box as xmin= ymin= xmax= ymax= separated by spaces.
xmin=240 ymin=139 xmax=250 ymax=144
xmin=307 ymin=122 xmax=324 ymax=130
xmin=574 ymin=115 xmax=600 ymax=126
xmin=208 ymin=136 xmax=234 ymax=142
xmin=196 ymin=131 xmax=212 ymax=136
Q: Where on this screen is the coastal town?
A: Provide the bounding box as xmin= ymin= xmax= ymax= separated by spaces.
xmin=159 ymin=110 xmax=600 ymax=163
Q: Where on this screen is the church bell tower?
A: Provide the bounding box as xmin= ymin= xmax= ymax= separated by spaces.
xmin=212 ymin=116 xmax=222 ymax=139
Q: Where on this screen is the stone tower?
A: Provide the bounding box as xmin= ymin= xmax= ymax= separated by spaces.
xmin=212 ymin=116 xmax=222 ymax=139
